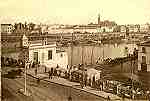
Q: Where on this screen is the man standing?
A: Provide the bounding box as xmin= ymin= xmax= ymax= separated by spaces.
xmin=84 ymin=73 xmax=88 ymax=87
xmin=48 ymin=70 xmax=51 ymax=79
xmin=107 ymin=96 xmax=110 ymax=101
xmin=80 ymin=80 xmax=84 ymax=89
xmin=92 ymin=75 xmax=95 ymax=88
xmin=45 ymin=66 xmax=47 ymax=73
xmin=35 ymin=68 xmax=37 ymax=75
xmin=68 ymin=95 xmax=72 ymax=101
xmin=89 ymin=78 xmax=91 ymax=87
xmin=51 ymin=68 xmax=54 ymax=77
xmin=37 ymin=78 xmax=40 ymax=84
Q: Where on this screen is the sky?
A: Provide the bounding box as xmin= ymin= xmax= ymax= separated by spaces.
xmin=0 ymin=0 xmax=150 ymax=25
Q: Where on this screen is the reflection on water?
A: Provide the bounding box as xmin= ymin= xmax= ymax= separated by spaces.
xmin=65 ymin=43 xmax=138 ymax=66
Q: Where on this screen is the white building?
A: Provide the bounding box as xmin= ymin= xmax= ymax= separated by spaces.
xmin=138 ymin=41 xmax=150 ymax=72
xmin=105 ymin=26 xmax=114 ymax=32
xmin=1 ymin=24 xmax=13 ymax=34
xmin=23 ymin=35 xmax=68 ymax=69
xmin=99 ymin=26 xmax=106 ymax=33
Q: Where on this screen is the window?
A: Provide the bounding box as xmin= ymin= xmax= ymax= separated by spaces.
xmin=142 ymin=47 xmax=146 ymax=53
xmin=142 ymin=56 xmax=146 ymax=64
xmin=34 ymin=52 xmax=38 ymax=63
xmin=60 ymin=53 xmax=63 ymax=57
xmin=48 ymin=50 xmax=52 ymax=60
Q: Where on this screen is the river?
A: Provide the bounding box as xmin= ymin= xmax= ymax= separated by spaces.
xmin=64 ymin=43 xmax=138 ymax=66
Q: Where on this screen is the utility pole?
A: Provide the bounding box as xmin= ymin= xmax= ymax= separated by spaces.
xmin=131 ymin=32 xmax=136 ymax=100
xmin=24 ymin=46 xmax=30 ymax=96
xmin=25 ymin=61 xmax=27 ymax=95
xmin=71 ymin=28 xmax=74 ymax=69
xmin=22 ymin=34 xmax=30 ymax=96
xmin=81 ymin=25 xmax=84 ymax=65
xmin=82 ymin=45 xmax=84 ymax=64
xmin=102 ymin=43 xmax=104 ymax=61
xmin=68 ymin=28 xmax=74 ymax=101
xmin=91 ymin=46 xmax=95 ymax=65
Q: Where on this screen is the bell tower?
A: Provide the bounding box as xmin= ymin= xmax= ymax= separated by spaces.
xmin=98 ymin=13 xmax=100 ymax=25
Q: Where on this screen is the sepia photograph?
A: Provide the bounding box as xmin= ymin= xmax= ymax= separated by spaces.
xmin=0 ymin=0 xmax=150 ymax=101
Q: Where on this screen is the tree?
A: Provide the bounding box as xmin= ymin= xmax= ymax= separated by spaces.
xmin=28 ymin=22 xmax=35 ymax=31
xmin=13 ymin=22 xmax=24 ymax=33
xmin=111 ymin=21 xmax=117 ymax=26
xmin=24 ymin=22 xmax=27 ymax=31
xmin=14 ymin=23 xmax=18 ymax=31
xmin=126 ymin=27 xmax=129 ymax=36
xmin=18 ymin=22 xmax=24 ymax=30
xmin=103 ymin=28 xmax=105 ymax=32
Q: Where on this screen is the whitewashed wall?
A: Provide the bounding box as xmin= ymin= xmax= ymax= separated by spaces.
xmin=29 ymin=46 xmax=56 ymax=65
xmin=55 ymin=52 xmax=68 ymax=69
xmin=29 ymin=44 xmax=68 ymax=69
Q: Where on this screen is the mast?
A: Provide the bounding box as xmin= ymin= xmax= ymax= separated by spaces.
xmin=71 ymin=28 xmax=74 ymax=69
xmin=102 ymin=43 xmax=104 ymax=61
xmin=91 ymin=46 xmax=95 ymax=65
xmin=131 ymin=31 xmax=136 ymax=99
xmin=81 ymin=25 xmax=84 ymax=65
xmin=56 ymin=25 xmax=58 ymax=44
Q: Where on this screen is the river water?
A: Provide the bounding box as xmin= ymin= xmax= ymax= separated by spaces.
xmin=64 ymin=43 xmax=138 ymax=66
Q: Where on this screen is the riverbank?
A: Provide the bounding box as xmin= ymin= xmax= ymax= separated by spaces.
xmin=2 ymin=54 xmax=150 ymax=100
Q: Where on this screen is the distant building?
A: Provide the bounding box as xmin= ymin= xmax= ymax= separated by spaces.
xmin=140 ymin=24 xmax=150 ymax=33
xmin=127 ymin=24 xmax=134 ymax=33
xmin=113 ymin=25 xmax=121 ymax=32
xmin=134 ymin=25 xmax=140 ymax=32
xmin=120 ymin=25 xmax=126 ymax=33
xmin=47 ymin=14 xmax=117 ymax=34
xmin=100 ymin=26 xmax=106 ymax=33
xmin=125 ymin=24 xmax=140 ymax=33
xmin=138 ymin=41 xmax=150 ymax=72
xmin=14 ymin=23 xmax=25 ymax=33
xmin=40 ymin=25 xmax=48 ymax=33
xmin=105 ymin=26 xmax=114 ymax=32
xmin=1 ymin=24 xmax=13 ymax=34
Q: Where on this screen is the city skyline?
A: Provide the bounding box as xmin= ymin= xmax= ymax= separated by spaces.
xmin=0 ymin=0 xmax=150 ymax=25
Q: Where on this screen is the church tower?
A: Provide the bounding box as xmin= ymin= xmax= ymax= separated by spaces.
xmin=98 ymin=13 xmax=101 ymax=25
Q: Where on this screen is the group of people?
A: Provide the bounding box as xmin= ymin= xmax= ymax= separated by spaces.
xmin=48 ymin=67 xmax=61 ymax=79
xmin=33 ymin=63 xmax=150 ymax=100
xmin=1 ymin=56 xmax=25 ymax=67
